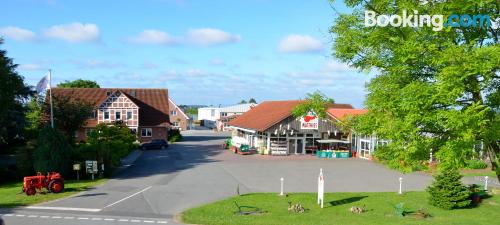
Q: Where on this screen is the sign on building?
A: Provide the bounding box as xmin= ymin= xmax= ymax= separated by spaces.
xmin=300 ymin=112 xmax=318 ymax=130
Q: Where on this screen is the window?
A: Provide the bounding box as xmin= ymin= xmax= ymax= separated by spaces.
xmin=211 ymin=109 xmax=215 ymax=117
xmin=90 ymin=110 xmax=97 ymax=119
xmin=104 ymin=111 xmax=110 ymax=120
xmin=173 ymin=122 xmax=179 ymax=127
xmin=141 ymin=128 xmax=152 ymax=137
xmin=171 ymin=110 xmax=177 ymax=116
xmin=127 ymin=111 xmax=132 ymax=120
xmin=221 ymin=112 xmax=227 ymax=117
xmin=106 ymin=91 xmax=112 ymax=96
xmin=130 ymin=128 xmax=137 ymax=134
xmin=116 ymin=111 xmax=121 ymax=120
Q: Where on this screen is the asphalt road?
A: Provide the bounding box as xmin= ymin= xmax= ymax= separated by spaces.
xmin=1 ymin=130 xmax=496 ymax=225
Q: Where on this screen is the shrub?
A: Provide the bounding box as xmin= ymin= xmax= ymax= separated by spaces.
xmin=465 ymin=159 xmax=488 ymax=169
xmin=33 ymin=125 xmax=73 ymax=176
xmin=427 ymin=169 xmax=471 ymax=210
xmin=168 ymin=129 xmax=183 ymax=142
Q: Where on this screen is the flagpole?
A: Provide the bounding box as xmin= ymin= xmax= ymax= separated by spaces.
xmin=49 ymin=69 xmax=54 ymax=128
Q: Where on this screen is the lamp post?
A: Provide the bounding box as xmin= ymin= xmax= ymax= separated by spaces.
xmin=398 ymin=177 xmax=403 ymax=195
xmin=280 ymin=177 xmax=284 ymax=196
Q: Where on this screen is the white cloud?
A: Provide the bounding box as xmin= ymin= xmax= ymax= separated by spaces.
xmin=68 ymin=59 xmax=123 ymax=69
xmin=129 ymin=29 xmax=177 ymax=45
xmin=321 ymin=60 xmax=352 ymax=72
xmin=43 ymin=23 xmax=99 ymax=43
xmin=18 ymin=63 xmax=44 ymax=71
xmin=209 ymin=59 xmax=226 ymax=66
xmin=0 ymin=26 xmax=36 ymax=42
xmin=187 ymin=28 xmax=240 ymax=46
xmin=278 ymin=34 xmax=323 ymax=53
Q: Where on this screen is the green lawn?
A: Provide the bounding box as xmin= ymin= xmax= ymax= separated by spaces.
xmin=0 ymin=179 xmax=106 ymax=208
xmin=461 ymin=170 xmax=497 ymax=177
xmin=182 ymin=192 xmax=500 ymax=225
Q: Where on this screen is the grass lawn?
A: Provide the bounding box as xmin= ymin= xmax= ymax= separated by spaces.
xmin=0 ymin=179 xmax=106 ymax=208
xmin=461 ymin=169 xmax=497 ymax=177
xmin=182 ymin=192 xmax=500 ymax=225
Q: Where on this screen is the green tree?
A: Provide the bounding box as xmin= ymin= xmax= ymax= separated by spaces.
xmin=57 ymin=79 xmax=100 ymax=88
xmin=426 ymin=169 xmax=471 ymax=210
xmin=25 ymin=97 xmax=43 ymax=140
xmin=330 ymin=1 xmax=500 ymax=178
xmin=33 ymin=125 xmax=73 ymax=176
xmin=248 ymin=98 xmax=257 ymax=104
xmin=45 ymin=94 xmax=94 ymax=145
xmin=239 ymin=99 xmax=248 ymax=104
xmin=292 ymin=91 xmax=334 ymax=119
xmin=0 ymin=38 xmax=32 ymax=151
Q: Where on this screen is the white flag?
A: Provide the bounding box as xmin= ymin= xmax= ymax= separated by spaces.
xmin=36 ymin=74 xmax=50 ymax=94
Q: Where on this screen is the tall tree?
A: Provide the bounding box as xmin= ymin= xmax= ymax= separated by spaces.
xmin=0 ymin=38 xmax=32 ymax=151
xmin=33 ymin=125 xmax=73 ymax=176
xmin=43 ymin=93 xmax=94 ymax=145
xmin=330 ymin=0 xmax=499 ymax=179
xmin=292 ymin=91 xmax=334 ymax=119
xmin=57 ymin=79 xmax=100 ymax=88
xmin=239 ymin=99 xmax=248 ymax=104
xmin=248 ymin=98 xmax=257 ymax=104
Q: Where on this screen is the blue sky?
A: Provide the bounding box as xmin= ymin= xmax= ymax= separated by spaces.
xmin=0 ymin=0 xmax=371 ymax=107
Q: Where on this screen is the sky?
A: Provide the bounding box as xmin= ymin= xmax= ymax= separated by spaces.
xmin=0 ymin=0 xmax=372 ymax=108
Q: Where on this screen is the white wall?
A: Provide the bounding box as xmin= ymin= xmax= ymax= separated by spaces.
xmin=198 ymin=108 xmax=220 ymax=121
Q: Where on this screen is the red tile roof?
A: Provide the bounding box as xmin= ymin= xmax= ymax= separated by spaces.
xmin=327 ymin=108 xmax=368 ymax=121
xmin=228 ymin=100 xmax=354 ymax=132
xmin=50 ymin=88 xmax=170 ymax=126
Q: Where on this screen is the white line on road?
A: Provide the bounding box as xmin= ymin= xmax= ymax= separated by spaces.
xmin=131 ymin=219 xmax=141 ymax=223
xmin=28 ymin=215 xmax=38 ymax=218
xmin=51 ymin=216 xmax=62 ymax=219
xmin=157 ymin=221 xmax=168 ymax=224
xmin=119 ymin=219 xmax=129 ymax=222
xmin=26 ymin=206 xmax=102 ymax=212
xmin=144 ymin=220 xmax=155 ymax=223
xmin=104 ymin=186 xmax=152 ymax=208
xmin=92 ymin=217 xmax=103 ymax=220
xmin=64 ymin=216 xmax=75 ymax=219
xmin=3 ymin=214 xmax=13 ymax=217
xmin=105 ymin=218 xmax=115 ymax=221
xmin=78 ymin=217 xmax=89 ymax=220
xmin=40 ymin=215 xmax=50 ymax=218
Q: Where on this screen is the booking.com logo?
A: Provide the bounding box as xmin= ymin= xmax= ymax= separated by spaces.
xmin=365 ymin=10 xmax=493 ymax=31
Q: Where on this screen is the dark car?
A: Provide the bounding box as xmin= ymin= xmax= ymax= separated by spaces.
xmin=140 ymin=139 xmax=169 ymax=150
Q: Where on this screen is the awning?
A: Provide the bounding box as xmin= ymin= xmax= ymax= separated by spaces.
xmin=317 ymin=139 xmax=350 ymax=144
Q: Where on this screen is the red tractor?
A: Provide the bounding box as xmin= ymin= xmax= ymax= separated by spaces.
xmin=22 ymin=172 xmax=64 ymax=196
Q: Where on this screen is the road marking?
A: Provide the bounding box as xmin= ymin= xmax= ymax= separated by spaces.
xmin=105 ymin=218 xmax=115 ymax=221
xmin=3 ymin=214 xmax=14 ymax=217
xmin=131 ymin=219 xmax=141 ymax=222
xmin=51 ymin=216 xmax=62 ymax=219
xmin=157 ymin=221 xmax=168 ymax=224
xmin=40 ymin=215 xmax=50 ymax=218
xmin=144 ymin=220 xmax=155 ymax=223
xmin=2 ymin=213 xmax=169 ymax=224
xmin=78 ymin=217 xmax=89 ymax=220
xmin=26 ymin=206 xmax=102 ymax=212
xmin=15 ymin=214 xmax=25 ymax=217
xmin=104 ymin=186 xmax=152 ymax=208
xmin=28 ymin=215 xmax=38 ymax=218
xmin=119 ymin=219 xmax=129 ymax=222
xmin=92 ymin=217 xmax=103 ymax=220
xmin=64 ymin=216 xmax=74 ymax=219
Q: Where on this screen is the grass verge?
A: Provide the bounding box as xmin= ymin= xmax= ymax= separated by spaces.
xmin=182 ymin=192 xmax=500 ymax=225
xmin=0 ymin=179 xmax=106 ymax=208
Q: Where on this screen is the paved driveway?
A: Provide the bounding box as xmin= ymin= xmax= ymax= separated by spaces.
xmin=4 ymin=130 xmax=487 ymax=225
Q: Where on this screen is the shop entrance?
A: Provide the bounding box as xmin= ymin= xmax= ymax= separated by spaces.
xmin=288 ymin=138 xmax=305 ymax=154
xmin=360 ymin=139 xmax=371 ymax=159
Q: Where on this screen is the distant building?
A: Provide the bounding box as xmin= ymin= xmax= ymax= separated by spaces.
xmin=168 ymin=98 xmax=193 ymax=130
xmin=50 ymin=88 xmax=171 ymax=143
xmin=198 ymin=103 xmax=257 ymax=129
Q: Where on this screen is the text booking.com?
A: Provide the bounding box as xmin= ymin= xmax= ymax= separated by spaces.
xmin=365 ymin=10 xmax=493 ymax=31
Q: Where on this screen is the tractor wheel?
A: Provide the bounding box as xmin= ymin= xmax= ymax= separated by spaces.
xmin=26 ymin=188 xmax=36 ymax=196
xmin=48 ymin=180 xmax=64 ymax=193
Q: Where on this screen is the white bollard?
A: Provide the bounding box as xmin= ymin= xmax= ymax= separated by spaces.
xmin=280 ymin=177 xmax=284 ymax=196
xmin=485 ymin=176 xmax=489 ymax=191
xmin=398 ymin=177 xmax=403 ymax=194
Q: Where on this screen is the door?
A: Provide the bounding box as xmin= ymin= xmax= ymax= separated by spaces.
xmin=288 ymin=139 xmax=296 ymax=154
xmin=296 ymin=139 xmax=304 ymax=154
xmin=360 ymin=139 xmax=371 ymax=159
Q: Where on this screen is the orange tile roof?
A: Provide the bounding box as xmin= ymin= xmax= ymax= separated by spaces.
xmin=228 ymin=100 xmax=354 ymax=132
xmin=50 ymin=88 xmax=170 ymax=126
xmin=327 ymin=108 xmax=368 ymax=121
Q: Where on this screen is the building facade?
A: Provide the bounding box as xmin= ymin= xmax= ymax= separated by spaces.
xmin=168 ymin=98 xmax=192 ymax=130
xmin=51 ymin=88 xmax=171 ymax=143
xmin=198 ymin=103 xmax=257 ymax=129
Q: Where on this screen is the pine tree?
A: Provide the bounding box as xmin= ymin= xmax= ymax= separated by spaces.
xmin=33 ymin=125 xmax=73 ymax=176
xmin=426 ymin=169 xmax=471 ymax=210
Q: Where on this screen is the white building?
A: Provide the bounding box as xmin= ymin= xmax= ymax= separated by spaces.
xmin=198 ymin=103 xmax=257 ymax=128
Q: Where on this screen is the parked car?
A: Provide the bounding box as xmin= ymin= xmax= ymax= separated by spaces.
xmin=140 ymin=139 xmax=169 ymax=150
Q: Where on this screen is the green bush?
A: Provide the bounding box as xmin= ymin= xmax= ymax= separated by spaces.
xmin=168 ymin=129 xmax=183 ymax=143
xmin=427 ymin=169 xmax=471 ymax=210
xmin=465 ymin=159 xmax=488 ymax=169
xmin=33 ymin=125 xmax=73 ymax=176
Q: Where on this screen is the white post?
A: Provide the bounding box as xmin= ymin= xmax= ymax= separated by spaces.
xmin=48 ymin=69 xmax=54 ymax=128
xmin=484 ymin=176 xmax=489 ymax=191
xmin=280 ymin=177 xmax=284 ymax=196
xmin=398 ymin=177 xmax=403 ymax=194
xmin=429 ymin=149 xmax=433 ymax=163
xmin=317 ymin=168 xmax=324 ymax=208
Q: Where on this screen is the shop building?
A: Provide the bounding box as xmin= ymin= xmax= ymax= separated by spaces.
xmin=228 ymin=100 xmax=380 ymax=159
